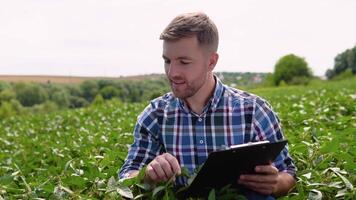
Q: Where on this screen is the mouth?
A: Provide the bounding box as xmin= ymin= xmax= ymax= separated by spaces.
xmin=170 ymin=80 xmax=186 ymax=90
xmin=170 ymin=79 xmax=185 ymax=85
xmin=171 ymin=81 xmax=185 ymax=85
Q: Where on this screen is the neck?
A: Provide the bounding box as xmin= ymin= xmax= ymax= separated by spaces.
xmin=185 ymin=74 xmax=216 ymax=115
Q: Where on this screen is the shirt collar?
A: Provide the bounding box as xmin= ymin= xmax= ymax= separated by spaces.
xmin=178 ymin=75 xmax=224 ymax=115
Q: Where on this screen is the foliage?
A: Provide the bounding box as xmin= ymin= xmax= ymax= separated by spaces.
xmin=0 ymin=100 xmax=143 ymax=199
xmin=92 ymin=94 xmax=105 ymax=106
xmin=273 ymin=54 xmax=313 ymax=86
xmin=326 ymin=45 xmax=356 ymax=79
xmin=100 ymin=85 xmax=120 ymax=100
xmin=0 ymin=78 xmax=355 ymax=199
xmin=0 ymin=89 xmax=16 ymax=103
xmin=329 ymin=69 xmax=354 ymax=81
xmin=13 ymin=83 xmax=48 ymax=106
xmin=216 ymin=72 xmax=267 ymax=88
xmin=51 ymin=90 xmax=71 ymax=108
xmin=0 ymin=81 xmax=11 ymax=92
xmin=250 ymin=77 xmax=356 ymax=199
xmin=80 ymin=80 xmax=99 ymax=102
xmin=0 ymin=72 xmax=270 ymax=117
xmin=0 ymin=99 xmax=23 ymax=118
xmin=31 ymin=101 xmax=59 ymax=114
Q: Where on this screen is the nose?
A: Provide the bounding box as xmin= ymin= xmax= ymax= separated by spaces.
xmin=166 ymin=62 xmax=179 ymax=78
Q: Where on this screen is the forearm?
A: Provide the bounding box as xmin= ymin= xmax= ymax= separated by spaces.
xmin=273 ymin=172 xmax=296 ymax=197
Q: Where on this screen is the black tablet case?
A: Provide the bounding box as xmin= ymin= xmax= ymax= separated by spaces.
xmin=178 ymin=140 xmax=288 ymax=198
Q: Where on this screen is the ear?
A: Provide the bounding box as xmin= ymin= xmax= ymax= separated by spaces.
xmin=208 ymin=52 xmax=219 ymax=71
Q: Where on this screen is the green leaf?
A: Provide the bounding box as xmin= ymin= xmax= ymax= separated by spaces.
xmin=134 ymin=193 xmax=149 ymax=199
xmin=208 ymin=189 xmax=216 ymax=200
xmin=302 ymin=172 xmax=311 ymax=179
xmin=135 ymin=182 xmax=151 ymax=191
xmin=117 ymin=184 xmax=133 ymax=199
xmin=152 ymin=185 xmax=165 ymax=198
xmin=106 ymin=176 xmax=117 ymax=192
xmin=329 ymin=168 xmax=354 ymax=190
xmin=308 ymin=189 xmax=322 ymax=200
xmin=335 ymin=188 xmax=347 ymax=198
xmin=120 ymin=176 xmax=139 ymax=187
xmin=63 ymin=176 xmax=86 ymax=188
xmin=136 ymin=166 xmax=147 ymax=182
xmin=180 ymin=166 xmax=190 ymax=177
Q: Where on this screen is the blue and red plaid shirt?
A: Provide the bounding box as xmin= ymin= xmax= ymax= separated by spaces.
xmin=119 ymin=76 xmax=296 ymax=186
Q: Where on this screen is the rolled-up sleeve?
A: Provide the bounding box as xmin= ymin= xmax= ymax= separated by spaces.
xmin=252 ymin=98 xmax=297 ymax=178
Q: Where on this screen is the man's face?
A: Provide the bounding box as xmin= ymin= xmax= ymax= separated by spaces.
xmin=162 ymin=36 xmax=211 ymax=99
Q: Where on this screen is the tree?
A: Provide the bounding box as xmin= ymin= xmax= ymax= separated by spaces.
xmin=0 ymin=89 xmax=16 ymax=103
xmin=14 ymin=83 xmax=48 ymax=106
xmin=51 ymin=90 xmax=70 ymax=108
xmin=0 ymin=81 xmax=11 ymax=92
xmin=0 ymin=99 xmax=23 ymax=118
xmin=326 ymin=45 xmax=356 ymax=79
xmin=69 ymin=96 xmax=89 ymax=108
xmin=80 ymin=80 xmax=99 ymax=102
xmin=100 ymin=85 xmax=119 ymax=100
xmin=273 ymin=54 xmax=312 ymax=85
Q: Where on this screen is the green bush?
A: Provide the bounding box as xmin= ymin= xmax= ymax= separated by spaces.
xmin=273 ymin=54 xmax=313 ymax=86
xmin=14 ymin=83 xmax=48 ymax=106
xmin=80 ymin=80 xmax=99 ymax=102
xmin=332 ymin=68 xmax=354 ymax=80
xmin=31 ymin=101 xmax=58 ymax=114
xmin=0 ymin=99 xmax=23 ymax=118
xmin=0 ymin=89 xmax=16 ymax=103
xmin=326 ymin=45 xmax=356 ymax=79
xmin=0 ymin=81 xmax=11 ymax=92
xmin=51 ymin=90 xmax=70 ymax=108
xmin=92 ymin=94 xmax=104 ymax=105
xmin=69 ymin=96 xmax=89 ymax=108
xmin=100 ymin=85 xmax=120 ymax=100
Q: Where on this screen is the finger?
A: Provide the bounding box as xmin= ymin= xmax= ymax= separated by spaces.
xmin=150 ymin=160 xmax=167 ymax=181
xmin=255 ymin=165 xmax=278 ymax=174
xmin=238 ymin=179 xmax=274 ymax=195
xmin=146 ymin=164 xmax=158 ymax=182
xmin=239 ymin=174 xmax=278 ymax=184
xmin=156 ymin=155 xmax=173 ymax=179
xmin=239 ymin=179 xmax=273 ymax=190
xmin=163 ymin=153 xmax=181 ymax=175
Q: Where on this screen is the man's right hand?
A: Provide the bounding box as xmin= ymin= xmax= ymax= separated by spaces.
xmin=144 ymin=153 xmax=181 ymax=184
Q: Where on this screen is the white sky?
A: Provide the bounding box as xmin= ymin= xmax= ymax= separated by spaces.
xmin=0 ymin=0 xmax=355 ymax=77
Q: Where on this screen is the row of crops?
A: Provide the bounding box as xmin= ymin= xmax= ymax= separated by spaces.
xmin=0 ymin=78 xmax=355 ymax=199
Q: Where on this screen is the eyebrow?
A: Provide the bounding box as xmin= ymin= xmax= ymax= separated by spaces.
xmin=162 ymin=55 xmax=193 ymax=60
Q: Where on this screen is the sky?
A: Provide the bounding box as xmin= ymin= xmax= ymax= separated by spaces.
xmin=0 ymin=0 xmax=355 ymax=77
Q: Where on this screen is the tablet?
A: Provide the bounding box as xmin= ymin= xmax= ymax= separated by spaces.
xmin=177 ymin=139 xmax=288 ymax=198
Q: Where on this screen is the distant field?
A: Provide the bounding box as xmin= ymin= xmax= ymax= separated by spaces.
xmin=0 ymin=74 xmax=165 ymax=84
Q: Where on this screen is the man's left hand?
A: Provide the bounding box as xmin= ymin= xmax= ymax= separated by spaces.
xmin=237 ymin=164 xmax=279 ymax=195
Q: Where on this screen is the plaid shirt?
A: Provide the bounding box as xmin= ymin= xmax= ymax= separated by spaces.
xmin=119 ymin=77 xmax=296 ymax=186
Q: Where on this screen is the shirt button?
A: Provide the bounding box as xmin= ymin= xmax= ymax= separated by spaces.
xmin=199 ymin=140 xmax=204 ymax=144
xmin=198 ymin=118 xmax=202 ymax=122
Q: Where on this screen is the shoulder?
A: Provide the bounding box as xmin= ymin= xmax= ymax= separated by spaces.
xmin=222 ymin=85 xmax=270 ymax=109
xmin=137 ymin=92 xmax=177 ymax=122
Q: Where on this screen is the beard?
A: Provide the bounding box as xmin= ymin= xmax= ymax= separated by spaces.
xmin=169 ymin=76 xmax=206 ymax=99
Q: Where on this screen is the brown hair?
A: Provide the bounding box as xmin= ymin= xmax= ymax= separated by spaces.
xmin=160 ymin=12 xmax=219 ymax=53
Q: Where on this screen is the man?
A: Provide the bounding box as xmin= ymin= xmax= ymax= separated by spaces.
xmin=119 ymin=12 xmax=296 ymax=199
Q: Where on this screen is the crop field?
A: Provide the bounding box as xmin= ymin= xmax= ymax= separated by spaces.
xmin=0 ymin=78 xmax=355 ymax=199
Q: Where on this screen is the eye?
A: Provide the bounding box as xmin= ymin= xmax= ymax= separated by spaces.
xmin=180 ymin=60 xmax=191 ymax=65
xmin=164 ymin=59 xmax=170 ymax=64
